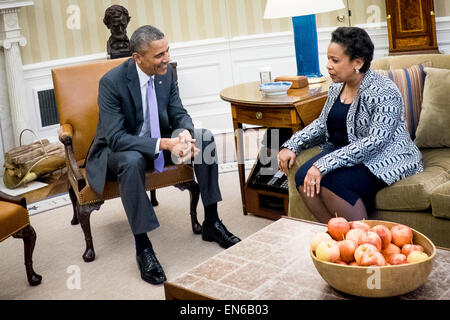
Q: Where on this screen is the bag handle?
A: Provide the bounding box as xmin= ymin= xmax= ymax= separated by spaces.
xmin=19 ymin=128 xmax=49 ymax=158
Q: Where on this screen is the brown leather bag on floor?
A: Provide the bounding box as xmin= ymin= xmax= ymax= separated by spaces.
xmin=3 ymin=130 xmax=66 ymax=189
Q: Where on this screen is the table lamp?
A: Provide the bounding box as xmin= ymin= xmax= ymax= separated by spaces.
xmin=264 ymin=0 xmax=345 ymax=83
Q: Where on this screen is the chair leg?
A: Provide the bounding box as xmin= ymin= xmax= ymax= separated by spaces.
xmin=68 ymin=186 xmax=79 ymax=225
xmin=13 ymin=225 xmax=42 ymax=286
xmin=76 ymin=201 xmax=103 ymax=263
xmin=176 ymin=181 xmax=201 ymax=234
xmin=150 ymin=190 xmax=159 ymax=206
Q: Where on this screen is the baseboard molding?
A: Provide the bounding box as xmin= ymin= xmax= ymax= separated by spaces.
xmin=218 ymin=159 xmax=256 ymax=174
xmin=27 ymin=193 xmax=71 ymax=216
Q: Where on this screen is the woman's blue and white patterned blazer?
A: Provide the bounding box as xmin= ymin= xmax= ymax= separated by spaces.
xmin=282 ymin=69 xmax=423 ymax=185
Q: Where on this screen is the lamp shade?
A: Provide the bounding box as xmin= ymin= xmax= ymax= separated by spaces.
xmin=264 ymin=0 xmax=345 ymax=19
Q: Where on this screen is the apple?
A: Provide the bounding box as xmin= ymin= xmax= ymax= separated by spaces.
xmin=370 ymin=225 xmax=392 ymax=249
xmin=350 ymin=220 xmax=370 ymax=232
xmin=337 ymin=239 xmax=356 ymax=263
xmin=327 ymin=217 xmax=350 ymax=241
xmin=335 ymin=258 xmax=348 ymax=265
xmin=386 ymin=253 xmax=407 ymax=265
xmin=310 ymin=232 xmax=333 ymax=251
xmin=362 ymin=231 xmax=382 ymax=252
xmin=345 ymin=229 xmax=367 ymax=247
xmin=315 ymin=240 xmax=340 ymax=263
xmin=401 ymin=244 xmax=424 ymax=257
xmin=391 ymin=224 xmax=413 ymax=247
xmin=381 ymin=243 xmax=401 ymax=257
xmin=354 ymin=243 xmax=378 ymax=264
xmin=359 ymin=251 xmax=386 ymax=266
xmin=407 ymin=250 xmax=429 ymax=263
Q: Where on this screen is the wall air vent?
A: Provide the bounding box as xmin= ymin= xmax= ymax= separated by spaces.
xmin=37 ymin=89 xmax=59 ymax=127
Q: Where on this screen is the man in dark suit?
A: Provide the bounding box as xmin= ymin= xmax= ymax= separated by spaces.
xmin=85 ymin=25 xmax=240 ymax=285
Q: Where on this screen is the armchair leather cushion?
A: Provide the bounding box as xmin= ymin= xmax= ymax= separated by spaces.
xmin=0 ymin=201 xmax=30 ymax=242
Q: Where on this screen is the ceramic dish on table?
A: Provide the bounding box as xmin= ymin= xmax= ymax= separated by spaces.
xmin=259 ymin=81 xmax=292 ymax=96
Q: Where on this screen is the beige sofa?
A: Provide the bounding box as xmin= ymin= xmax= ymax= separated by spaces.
xmin=287 ymin=54 xmax=450 ymax=248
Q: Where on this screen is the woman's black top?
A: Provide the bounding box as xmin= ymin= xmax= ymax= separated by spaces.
xmin=327 ymin=98 xmax=351 ymax=147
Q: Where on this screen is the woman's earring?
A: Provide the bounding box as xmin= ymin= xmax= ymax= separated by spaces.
xmin=355 ymin=68 xmax=360 ymax=74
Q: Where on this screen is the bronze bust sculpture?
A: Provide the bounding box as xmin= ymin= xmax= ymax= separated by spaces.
xmin=103 ymin=5 xmax=132 ymax=59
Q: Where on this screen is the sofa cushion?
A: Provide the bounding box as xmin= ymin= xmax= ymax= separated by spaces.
xmin=373 ymin=62 xmax=431 ymax=139
xmin=375 ymin=148 xmax=450 ymax=211
xmin=430 ymin=181 xmax=450 ymax=219
xmin=371 ymin=54 xmax=450 ymax=70
xmin=388 ymin=54 xmax=450 ymax=70
xmin=287 ymin=147 xmax=322 ymax=221
xmin=414 ymin=67 xmax=450 ymax=148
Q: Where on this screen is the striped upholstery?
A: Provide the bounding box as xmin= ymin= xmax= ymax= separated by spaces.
xmin=373 ymin=62 xmax=432 ymax=140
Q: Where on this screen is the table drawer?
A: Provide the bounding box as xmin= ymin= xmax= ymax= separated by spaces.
xmin=233 ymin=106 xmax=294 ymax=127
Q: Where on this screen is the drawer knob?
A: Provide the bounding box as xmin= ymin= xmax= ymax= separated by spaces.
xmin=256 ymin=112 xmax=263 ymax=120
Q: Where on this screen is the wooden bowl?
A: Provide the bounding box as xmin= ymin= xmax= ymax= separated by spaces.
xmin=310 ymin=220 xmax=436 ymax=298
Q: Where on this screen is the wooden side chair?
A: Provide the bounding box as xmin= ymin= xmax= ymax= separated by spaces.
xmin=0 ymin=191 xmax=42 ymax=286
xmin=51 ymin=58 xmax=200 ymax=263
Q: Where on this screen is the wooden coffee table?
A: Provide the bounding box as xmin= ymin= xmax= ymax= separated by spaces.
xmin=164 ymin=217 xmax=450 ymax=300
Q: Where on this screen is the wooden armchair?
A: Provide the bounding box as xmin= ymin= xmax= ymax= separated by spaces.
xmin=0 ymin=191 xmax=42 ymax=286
xmin=51 ymin=58 xmax=200 ymax=263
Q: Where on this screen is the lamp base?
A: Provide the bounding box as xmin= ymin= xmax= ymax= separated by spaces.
xmin=307 ymin=76 xmax=327 ymax=84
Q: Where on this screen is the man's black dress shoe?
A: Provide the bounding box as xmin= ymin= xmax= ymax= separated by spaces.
xmin=202 ymin=220 xmax=241 ymax=248
xmin=136 ymin=248 xmax=166 ymax=285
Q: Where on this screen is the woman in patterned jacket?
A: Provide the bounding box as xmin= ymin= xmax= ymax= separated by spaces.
xmin=277 ymin=27 xmax=423 ymax=223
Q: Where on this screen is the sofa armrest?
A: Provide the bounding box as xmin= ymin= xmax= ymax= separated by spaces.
xmin=430 ymin=181 xmax=450 ymax=220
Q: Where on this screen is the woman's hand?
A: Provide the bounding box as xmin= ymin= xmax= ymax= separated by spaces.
xmin=304 ymin=165 xmax=322 ymax=197
xmin=277 ymin=148 xmax=296 ymax=175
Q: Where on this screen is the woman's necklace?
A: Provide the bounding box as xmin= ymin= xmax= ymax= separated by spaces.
xmin=340 ymin=75 xmax=364 ymax=104
xmin=340 ymin=83 xmax=357 ymax=104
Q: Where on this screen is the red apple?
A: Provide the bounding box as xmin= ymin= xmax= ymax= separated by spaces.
xmin=362 ymin=231 xmax=382 ymax=252
xmin=401 ymin=244 xmax=424 ymax=257
xmin=386 ymin=253 xmax=407 ymax=265
xmin=345 ymin=229 xmax=367 ymax=247
xmin=337 ymin=239 xmax=356 ymax=263
xmin=310 ymin=232 xmax=332 ymax=252
xmin=327 ymin=217 xmax=350 ymax=241
xmin=370 ymin=225 xmax=392 ymax=249
xmin=349 ymin=220 xmax=370 ymax=232
xmin=381 ymin=243 xmax=401 ymax=257
xmin=359 ymin=251 xmax=386 ymax=266
xmin=335 ymin=258 xmax=348 ymax=265
xmin=315 ymin=240 xmax=340 ymax=263
xmin=391 ymin=224 xmax=413 ymax=247
xmin=354 ymin=243 xmax=378 ymax=264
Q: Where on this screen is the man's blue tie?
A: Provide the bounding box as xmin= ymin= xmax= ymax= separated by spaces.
xmin=147 ymin=77 xmax=164 ymax=172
